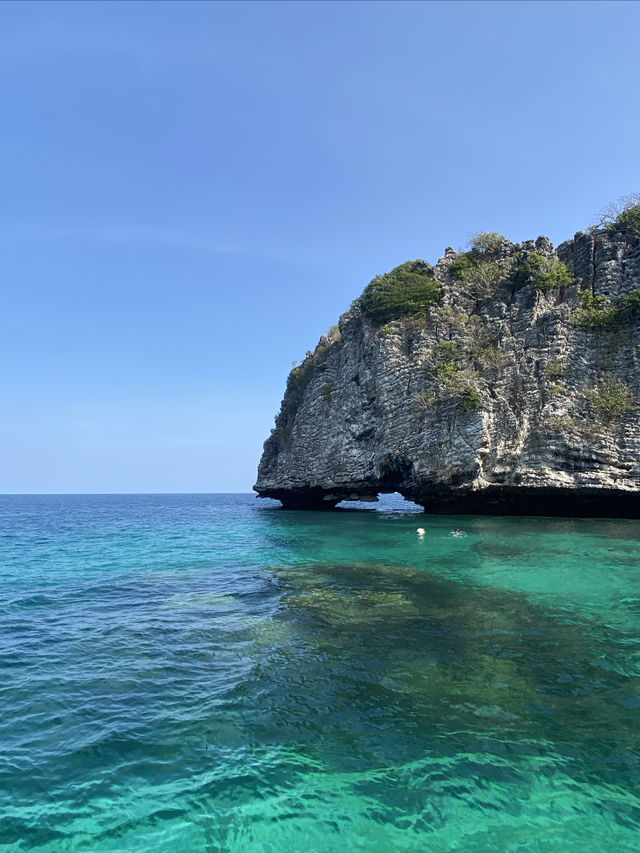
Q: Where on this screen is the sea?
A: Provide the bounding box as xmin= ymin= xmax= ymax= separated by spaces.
xmin=1 ymin=492 xmax=639 ymax=852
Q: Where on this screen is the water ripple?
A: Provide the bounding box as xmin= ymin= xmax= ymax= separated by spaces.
xmin=1 ymin=495 xmax=639 ymax=850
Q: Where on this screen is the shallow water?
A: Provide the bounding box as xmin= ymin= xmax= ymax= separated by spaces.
xmin=1 ymin=493 xmax=639 ymax=851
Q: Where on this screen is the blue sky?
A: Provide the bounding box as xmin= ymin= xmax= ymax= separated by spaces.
xmin=1 ymin=0 xmax=639 ymax=493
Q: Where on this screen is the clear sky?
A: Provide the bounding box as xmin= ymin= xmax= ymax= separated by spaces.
xmin=1 ymin=0 xmax=639 ymax=493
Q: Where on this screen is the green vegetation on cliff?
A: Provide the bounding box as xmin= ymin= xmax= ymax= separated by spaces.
xmin=613 ymin=206 xmax=640 ymax=233
xmin=352 ymin=228 xmax=585 ymax=330
xmin=585 ymin=378 xmax=633 ymax=422
xmin=353 ymin=260 xmax=442 ymax=325
xmin=596 ymin=194 xmax=640 ymax=236
xmin=573 ymin=292 xmax=618 ymax=328
xmin=427 ymin=340 xmax=484 ymax=413
xmin=264 ymin=327 xmax=342 ymax=453
xmin=447 ymin=233 xmax=573 ymax=298
xmin=573 ymin=288 xmax=640 ymax=329
xmin=448 ymin=232 xmax=507 ymax=298
xmin=512 ymin=253 xmax=573 ymax=291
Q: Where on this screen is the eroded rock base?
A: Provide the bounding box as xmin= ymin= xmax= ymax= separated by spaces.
xmin=257 ymin=486 xmax=640 ymax=518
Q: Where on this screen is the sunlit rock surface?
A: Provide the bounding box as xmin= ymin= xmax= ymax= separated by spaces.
xmin=255 ymin=225 xmax=640 ymax=515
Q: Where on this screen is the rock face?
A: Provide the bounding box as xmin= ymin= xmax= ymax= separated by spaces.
xmin=255 ymin=223 xmax=640 ymax=515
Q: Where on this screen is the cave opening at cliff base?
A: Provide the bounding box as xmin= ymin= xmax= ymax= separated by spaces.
xmin=336 ymin=492 xmax=423 ymax=513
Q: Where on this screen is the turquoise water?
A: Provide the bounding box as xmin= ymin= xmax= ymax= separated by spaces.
xmin=2 ymin=493 xmax=640 ymax=852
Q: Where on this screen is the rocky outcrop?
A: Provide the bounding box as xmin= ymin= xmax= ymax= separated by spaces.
xmin=254 ymin=222 xmax=640 ymax=515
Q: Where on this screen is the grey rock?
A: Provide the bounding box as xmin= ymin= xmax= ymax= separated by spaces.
xmin=255 ymin=226 xmax=640 ymax=515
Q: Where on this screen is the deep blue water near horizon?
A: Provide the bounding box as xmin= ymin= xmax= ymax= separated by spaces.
xmin=2 ymin=493 xmax=640 ymax=852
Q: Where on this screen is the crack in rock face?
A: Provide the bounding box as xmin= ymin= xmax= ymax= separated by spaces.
xmin=255 ymin=225 xmax=640 ymax=515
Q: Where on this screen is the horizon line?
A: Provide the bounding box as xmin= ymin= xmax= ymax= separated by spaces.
xmin=0 ymin=491 xmax=259 ymax=496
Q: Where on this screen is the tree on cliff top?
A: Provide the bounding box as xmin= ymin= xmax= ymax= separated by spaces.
xmin=594 ymin=194 xmax=640 ymax=235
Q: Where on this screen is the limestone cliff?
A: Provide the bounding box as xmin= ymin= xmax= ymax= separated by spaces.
xmin=255 ymin=219 xmax=640 ymax=515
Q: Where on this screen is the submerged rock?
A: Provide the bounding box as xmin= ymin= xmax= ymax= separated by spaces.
xmin=255 ymin=222 xmax=640 ymax=515
xmin=263 ymin=561 xmax=640 ymax=762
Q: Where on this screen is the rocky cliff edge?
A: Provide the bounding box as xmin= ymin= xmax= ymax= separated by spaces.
xmin=255 ymin=219 xmax=640 ymax=515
